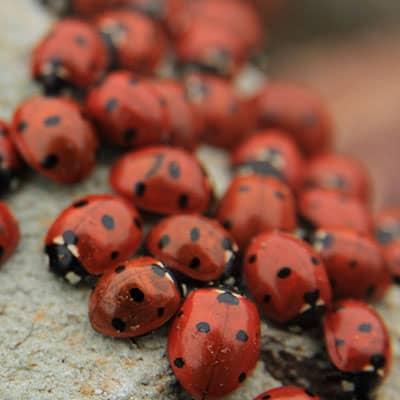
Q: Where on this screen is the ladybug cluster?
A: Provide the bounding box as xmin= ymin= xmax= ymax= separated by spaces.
xmin=0 ymin=0 xmax=397 ymax=399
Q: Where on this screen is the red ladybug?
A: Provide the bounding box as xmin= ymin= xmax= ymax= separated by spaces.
xmin=254 ymin=386 xmax=320 ymax=400
xmin=95 ymin=10 xmax=167 ymax=73
xmin=254 ymin=82 xmax=333 ymax=156
xmin=383 ymin=243 xmax=400 ymax=285
xmin=312 ymin=229 xmax=390 ymax=301
xmin=85 ymin=71 xmax=169 ymax=147
xmin=231 ymin=129 xmax=304 ymax=189
xmin=146 ymin=214 xmax=238 ymax=282
xmin=168 ymin=288 xmax=260 ymax=400
xmin=0 ymin=202 xmax=20 ymax=266
xmin=45 ymin=194 xmax=143 ymax=284
xmin=0 ymin=120 xmax=22 ymax=196
xmin=184 ymin=73 xmax=255 ymax=149
xmin=244 ymin=231 xmax=332 ymax=324
xmin=374 ymin=207 xmax=400 ymax=246
xmin=301 ymin=154 xmax=371 ymax=203
xmin=31 ymin=19 xmax=109 ymax=93
xmin=89 ymin=256 xmax=182 ymax=338
xmin=10 ymin=96 xmax=97 ymax=184
xmin=216 ymin=175 xmax=296 ymax=249
xmin=110 ymin=146 xmax=213 ymax=215
xmin=323 ymin=299 xmax=391 ymax=377
xmin=298 ymin=189 xmax=373 ymax=236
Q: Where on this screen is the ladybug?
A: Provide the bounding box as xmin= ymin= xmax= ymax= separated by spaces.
xmin=10 ymin=96 xmax=97 ymax=184
xmin=254 ymin=82 xmax=333 ymax=157
xmin=312 ymin=229 xmax=390 ymax=301
xmin=216 ymin=175 xmax=296 ymax=249
xmin=150 ymin=80 xmax=201 ymax=151
xmin=110 ymin=146 xmax=213 ymax=215
xmin=0 ymin=202 xmax=20 ymax=266
xmin=231 ymin=129 xmax=304 ymax=189
xmin=0 ymin=120 xmax=22 ymax=196
xmin=146 ymin=214 xmax=238 ymax=282
xmin=95 ymin=10 xmax=167 ymax=73
xmin=89 ymin=256 xmax=182 ymax=338
xmin=254 ymin=386 xmax=320 ymax=400
xmin=298 ymin=189 xmax=373 ymax=236
xmin=184 ymin=73 xmax=255 ymax=149
xmin=301 ymin=154 xmax=371 ymax=203
xmin=45 ymin=194 xmax=143 ymax=284
xmin=85 ymin=71 xmax=169 ymax=147
xmin=374 ymin=207 xmax=400 ymax=246
xmin=383 ymin=243 xmax=400 ymax=284
xmin=168 ymin=288 xmax=260 ymax=400
xmin=323 ymin=299 xmax=391 ymax=378
xmin=244 ymin=231 xmax=332 ymax=325
xmin=31 ymin=19 xmax=109 ymax=93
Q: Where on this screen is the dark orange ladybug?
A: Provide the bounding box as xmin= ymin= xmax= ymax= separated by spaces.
xmin=45 ymin=194 xmax=143 ymax=284
xmin=85 ymin=71 xmax=169 ymax=147
xmin=32 ymin=19 xmax=109 ymax=93
xmin=110 ymin=146 xmax=213 ymax=215
xmin=383 ymin=243 xmax=400 ymax=285
xmin=0 ymin=202 xmax=20 ymax=266
xmin=146 ymin=214 xmax=238 ymax=282
xmin=254 ymin=386 xmax=320 ymax=400
xmin=375 ymin=207 xmax=400 ymax=247
xmin=298 ymin=189 xmax=372 ymax=236
xmin=231 ymin=129 xmax=304 ymax=189
xmin=312 ymin=229 xmax=389 ymax=301
xmin=95 ymin=10 xmax=167 ymax=73
xmin=168 ymin=288 xmax=260 ymax=400
xmin=10 ymin=96 xmax=97 ymax=184
xmin=301 ymin=154 xmax=371 ymax=203
xmin=89 ymin=256 xmax=182 ymax=337
xmin=254 ymin=82 xmax=333 ymax=156
xmin=217 ymin=175 xmax=296 ymax=249
xmin=0 ymin=120 xmax=22 ymax=196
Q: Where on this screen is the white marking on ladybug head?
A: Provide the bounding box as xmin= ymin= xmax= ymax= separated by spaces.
xmin=67 ymin=244 xmax=79 ymax=258
xmin=53 ymin=235 xmax=64 ymax=245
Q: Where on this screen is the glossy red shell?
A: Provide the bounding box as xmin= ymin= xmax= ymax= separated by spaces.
xmin=301 ymin=154 xmax=371 ymax=203
xmin=323 ymin=299 xmax=391 ymax=376
xmin=255 ymin=82 xmax=333 ymax=156
xmin=168 ymin=288 xmax=260 ymax=400
xmin=374 ymin=207 xmax=400 ymax=247
xmin=216 ymin=175 xmax=296 ymax=249
xmin=110 ymin=146 xmax=213 ymax=215
xmin=146 ymin=214 xmax=238 ymax=281
xmin=89 ymin=256 xmax=181 ymax=338
xmin=254 ymin=386 xmax=320 ymax=400
xmin=32 ymin=19 xmax=109 ymax=89
xmin=45 ymin=194 xmax=142 ymax=278
xmin=298 ymin=189 xmax=373 ymax=235
xmin=232 ymin=129 xmax=304 ymax=189
xmin=95 ymin=10 xmax=167 ymax=73
xmin=10 ymin=96 xmax=97 ymax=184
xmin=0 ymin=202 xmax=20 ymax=266
xmin=244 ymin=231 xmax=332 ymax=324
xmin=85 ymin=71 xmax=169 ymax=147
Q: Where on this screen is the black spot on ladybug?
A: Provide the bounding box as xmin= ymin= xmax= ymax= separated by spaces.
xmin=134 ymin=217 xmax=142 ymax=229
xmin=101 ymin=214 xmax=115 ymax=230
xmin=196 ymin=322 xmax=210 ymax=333
xmin=376 ymin=228 xmax=394 ymax=245
xmin=304 ymin=290 xmax=320 ymax=306
xmin=275 ymin=190 xmax=285 ymax=200
xmin=152 ymin=264 xmax=166 ymax=277
xmin=178 ymin=194 xmax=189 ymax=209
xmin=159 ymin=97 xmax=167 ymax=107
xmin=74 ymin=35 xmax=87 ymax=46
xmin=238 ymin=372 xmax=246 ymax=383
xmin=112 ymin=318 xmax=126 ymax=332
xmin=157 ymin=307 xmax=165 ymax=317
xmin=221 ymin=237 xmax=232 ymax=250
xmin=366 ymin=285 xmax=376 ymax=298
xmin=174 ymin=358 xmax=185 ymax=369
xmin=222 ymin=220 xmax=232 ymax=230
xmin=124 ymin=128 xmax=137 ymax=142
xmin=311 ymin=256 xmax=320 ymax=266
xmin=248 ymin=254 xmax=257 ymax=264
xmin=134 ymin=181 xmax=146 ymax=197
xmin=236 ymin=330 xmax=248 ymax=342
xmin=17 ymin=121 xmax=28 ymax=133
xmin=130 ymin=287 xmax=145 ymax=302
xmin=189 ymin=257 xmax=201 ymax=269
xmin=277 ymin=266 xmax=292 ymax=279
xmin=263 ymin=294 xmax=271 ymax=303
xmin=168 ymin=161 xmax=180 ymax=179
xmin=217 ymin=291 xmax=239 ymax=305
xmin=190 ymin=227 xmax=200 ymax=242
xmin=73 ymin=199 xmax=88 ymax=208
xmin=335 ymin=338 xmax=345 ymax=347
xmin=129 ymin=77 xmax=140 ymax=85
xmin=41 ymin=154 xmax=59 ymax=169
xmin=348 ymin=259 xmax=358 ymax=268
xmin=238 ymin=185 xmax=250 ymax=192
xmin=158 ymin=235 xmax=170 ymax=249
xmin=105 ymin=98 xmax=118 ymax=112
xmin=358 ymin=323 xmax=372 ymax=333
xmin=111 ymin=251 xmax=119 ymax=260
xmin=63 ymin=230 xmax=78 ymax=245
xmin=370 ymin=354 xmax=386 ymax=369
xmin=44 ymin=115 xmax=61 ymax=126
xmin=115 ymin=265 xmax=125 ymax=273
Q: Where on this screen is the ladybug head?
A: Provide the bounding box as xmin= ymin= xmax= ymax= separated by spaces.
xmin=36 ymin=58 xmax=72 ymax=96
